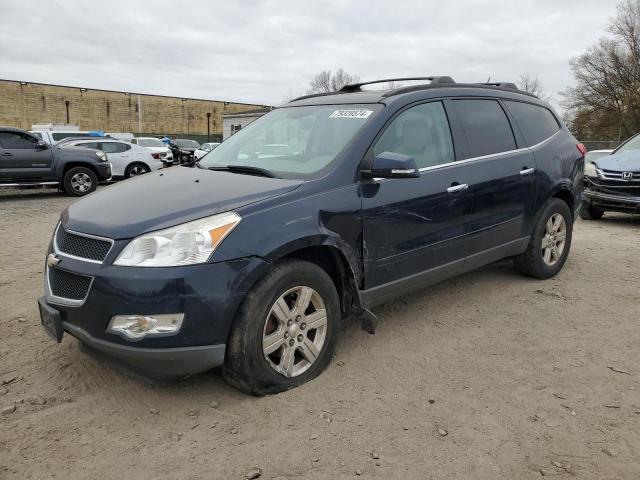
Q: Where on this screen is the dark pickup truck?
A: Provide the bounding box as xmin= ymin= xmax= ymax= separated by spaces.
xmin=0 ymin=127 xmax=111 ymax=196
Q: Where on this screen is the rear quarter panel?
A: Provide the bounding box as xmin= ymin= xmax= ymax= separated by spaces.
xmin=530 ymin=129 xmax=583 ymax=215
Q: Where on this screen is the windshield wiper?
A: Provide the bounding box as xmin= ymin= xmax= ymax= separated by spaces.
xmin=206 ymin=165 xmax=278 ymax=178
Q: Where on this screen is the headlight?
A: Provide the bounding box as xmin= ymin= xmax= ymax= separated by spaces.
xmin=96 ymin=150 xmax=108 ymax=162
xmin=584 ymin=161 xmax=597 ymax=177
xmin=114 ymin=212 xmax=241 ymax=267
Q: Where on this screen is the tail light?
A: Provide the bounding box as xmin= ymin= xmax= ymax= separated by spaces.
xmin=151 ymin=153 xmax=160 ymax=159
xmin=576 ymin=143 xmax=587 ymax=157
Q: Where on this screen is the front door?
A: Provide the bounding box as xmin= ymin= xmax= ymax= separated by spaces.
xmin=361 ymin=101 xmax=473 ymax=300
xmin=99 ymin=141 xmax=132 ymax=176
xmin=0 ymin=130 xmax=55 ymax=181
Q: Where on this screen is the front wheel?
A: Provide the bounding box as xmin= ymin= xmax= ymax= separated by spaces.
xmin=63 ymin=167 xmax=97 ymax=196
xmin=514 ymin=198 xmax=573 ymax=279
xmin=578 ymin=201 xmax=604 ymax=220
xmin=222 ymin=260 xmax=341 ymax=396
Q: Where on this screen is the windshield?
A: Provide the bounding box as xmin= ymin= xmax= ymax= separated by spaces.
xmin=175 ymin=139 xmax=200 ymax=148
xmin=199 ymin=104 xmax=382 ymax=179
xmin=138 ymin=138 xmax=164 ymax=147
xmin=616 ymin=134 xmax=640 ymax=154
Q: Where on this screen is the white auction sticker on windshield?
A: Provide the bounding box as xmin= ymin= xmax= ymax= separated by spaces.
xmin=329 ymin=109 xmax=373 ymax=119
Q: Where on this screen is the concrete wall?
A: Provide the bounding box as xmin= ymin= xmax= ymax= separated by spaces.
xmin=0 ymin=79 xmax=267 ymax=138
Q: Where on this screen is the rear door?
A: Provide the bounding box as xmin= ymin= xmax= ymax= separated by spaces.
xmin=0 ymin=130 xmax=55 ymax=181
xmin=450 ymin=98 xmax=537 ymax=263
xmin=361 ymin=101 xmax=474 ymax=295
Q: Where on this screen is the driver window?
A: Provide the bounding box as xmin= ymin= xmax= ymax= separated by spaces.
xmin=374 ymin=102 xmax=454 ymax=169
xmin=0 ymin=131 xmax=39 ymax=149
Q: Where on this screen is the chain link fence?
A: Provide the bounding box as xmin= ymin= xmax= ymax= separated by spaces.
xmin=580 ymin=140 xmax=621 ymax=151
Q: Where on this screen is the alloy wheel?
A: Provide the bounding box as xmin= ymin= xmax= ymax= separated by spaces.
xmin=129 ymin=165 xmax=148 ymax=176
xmin=541 ymin=213 xmax=566 ymax=266
xmin=70 ymin=172 xmax=92 ymax=193
xmin=262 ymin=286 xmax=328 ymax=377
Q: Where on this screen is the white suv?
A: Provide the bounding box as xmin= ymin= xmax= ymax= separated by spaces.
xmin=61 ymin=139 xmax=163 ymax=178
xmin=131 ymin=137 xmax=174 ymax=165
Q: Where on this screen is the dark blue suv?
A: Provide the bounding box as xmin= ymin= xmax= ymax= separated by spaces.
xmin=38 ymin=77 xmax=584 ymax=395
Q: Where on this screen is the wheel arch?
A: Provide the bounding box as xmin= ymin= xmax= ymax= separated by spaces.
xmin=549 ymin=187 xmax=575 ymax=218
xmin=238 ymin=237 xmax=363 ymax=319
xmin=62 ymin=162 xmax=99 ymax=178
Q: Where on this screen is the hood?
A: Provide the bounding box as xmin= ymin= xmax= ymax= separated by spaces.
xmin=62 ymin=166 xmax=302 ymax=239
xmin=595 ymin=150 xmax=640 ymax=171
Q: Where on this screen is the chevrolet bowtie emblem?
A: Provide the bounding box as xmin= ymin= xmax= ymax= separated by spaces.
xmin=47 ymin=253 xmax=61 ymax=268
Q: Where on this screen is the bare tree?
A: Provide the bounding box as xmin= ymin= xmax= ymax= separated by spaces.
xmin=307 ymin=68 xmax=360 ymax=94
xmin=563 ymin=0 xmax=640 ymax=140
xmin=517 ymin=73 xmax=548 ymax=100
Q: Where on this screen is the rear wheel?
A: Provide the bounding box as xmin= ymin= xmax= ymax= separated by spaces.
xmin=515 ymin=198 xmax=573 ymax=279
xmin=63 ymin=167 xmax=97 ymax=196
xmin=222 ymin=260 xmax=341 ymax=396
xmin=578 ymin=201 xmax=604 ymax=220
xmin=125 ymin=163 xmax=150 ymax=178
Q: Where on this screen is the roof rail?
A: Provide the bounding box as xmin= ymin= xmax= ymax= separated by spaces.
xmin=339 ymin=76 xmax=455 ymax=92
xmin=475 ymin=82 xmax=519 ymax=90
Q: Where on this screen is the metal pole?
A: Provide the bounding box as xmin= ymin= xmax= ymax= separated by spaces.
xmin=207 ymin=112 xmax=211 ymax=142
xmin=137 ymin=95 xmax=142 ymax=133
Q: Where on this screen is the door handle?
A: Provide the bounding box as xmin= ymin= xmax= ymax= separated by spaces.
xmin=520 ymin=167 xmax=536 ymax=176
xmin=1 ymin=152 xmax=12 ymax=156
xmin=447 ymin=183 xmax=469 ymax=193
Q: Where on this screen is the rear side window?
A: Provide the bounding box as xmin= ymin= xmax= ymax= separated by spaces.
xmin=100 ymin=142 xmax=130 ymax=153
xmin=453 ymin=99 xmax=516 ymax=158
xmin=505 ymin=101 xmax=560 ymax=146
xmin=76 ymin=142 xmax=100 ymax=149
xmin=374 ymin=101 xmax=454 ymax=169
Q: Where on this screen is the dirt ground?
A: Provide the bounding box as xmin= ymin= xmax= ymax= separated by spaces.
xmin=1 ymin=186 xmax=639 ymax=480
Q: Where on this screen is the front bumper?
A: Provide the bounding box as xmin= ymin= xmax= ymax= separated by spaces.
xmin=95 ymin=162 xmax=112 ymax=181
xmin=583 ymin=188 xmax=640 ymax=213
xmin=40 ymin=244 xmax=268 ymax=378
xmin=65 ymin=319 xmax=225 ymax=378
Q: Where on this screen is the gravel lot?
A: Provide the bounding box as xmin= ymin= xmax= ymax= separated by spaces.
xmin=1 ymin=186 xmax=639 ymax=480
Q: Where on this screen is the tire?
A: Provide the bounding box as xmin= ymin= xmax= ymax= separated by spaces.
xmin=514 ymin=198 xmax=573 ymax=279
xmin=63 ymin=166 xmax=98 ymax=197
xmin=222 ymin=259 xmax=341 ymax=396
xmin=578 ymin=201 xmax=604 ymax=220
xmin=125 ymin=163 xmax=150 ymax=178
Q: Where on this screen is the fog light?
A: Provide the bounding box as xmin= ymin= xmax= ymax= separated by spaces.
xmin=107 ymin=314 xmax=184 ymax=340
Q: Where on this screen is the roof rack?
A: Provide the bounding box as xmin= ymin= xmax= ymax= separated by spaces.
xmin=339 ymin=76 xmax=456 ymax=93
xmin=475 ymin=82 xmax=519 ymax=90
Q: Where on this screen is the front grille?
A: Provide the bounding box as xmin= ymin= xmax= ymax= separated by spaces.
xmin=55 ymin=227 xmax=112 ymax=262
xmin=48 ymin=268 xmax=92 ymax=301
xmin=600 ymin=169 xmax=640 ymax=181
xmin=587 ymin=177 xmax=640 ymax=197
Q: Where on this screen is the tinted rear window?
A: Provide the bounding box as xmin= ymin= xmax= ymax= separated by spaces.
xmin=453 ymin=99 xmax=516 ymax=158
xmin=504 ymin=101 xmax=560 ymax=146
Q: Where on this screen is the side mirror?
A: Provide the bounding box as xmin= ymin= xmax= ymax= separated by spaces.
xmin=361 ymin=152 xmax=420 ymax=179
xmin=35 ymin=140 xmax=48 ymax=150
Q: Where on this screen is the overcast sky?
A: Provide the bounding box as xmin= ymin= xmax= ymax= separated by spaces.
xmin=0 ymin=0 xmax=619 ymax=108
